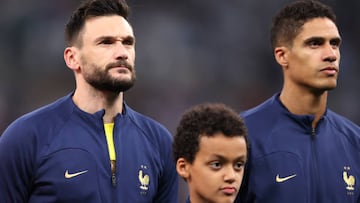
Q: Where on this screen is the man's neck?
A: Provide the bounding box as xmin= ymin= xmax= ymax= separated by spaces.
xmin=279 ymin=88 xmax=328 ymax=127
xmin=72 ymin=88 xmax=124 ymax=123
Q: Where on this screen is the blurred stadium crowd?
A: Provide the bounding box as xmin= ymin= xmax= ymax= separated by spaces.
xmin=0 ymin=0 xmax=359 ymax=201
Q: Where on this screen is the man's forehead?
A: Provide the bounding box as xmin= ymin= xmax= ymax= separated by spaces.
xmin=83 ymin=15 xmax=134 ymax=37
xmin=293 ymin=18 xmax=340 ymax=42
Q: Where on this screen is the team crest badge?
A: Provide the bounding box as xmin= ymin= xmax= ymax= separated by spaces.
xmin=138 ymin=165 xmax=150 ymax=193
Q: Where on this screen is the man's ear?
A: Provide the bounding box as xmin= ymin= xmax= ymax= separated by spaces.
xmin=274 ymin=46 xmax=289 ymax=68
xmin=176 ymin=158 xmax=190 ymax=180
xmin=64 ymin=47 xmax=80 ymax=71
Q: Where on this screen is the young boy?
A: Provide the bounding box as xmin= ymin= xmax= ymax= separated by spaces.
xmin=173 ymin=103 xmax=248 ymax=203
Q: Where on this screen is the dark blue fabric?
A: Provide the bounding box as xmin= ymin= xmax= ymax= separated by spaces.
xmin=236 ymin=93 xmax=360 ymax=203
xmin=0 ymin=93 xmax=178 ymax=203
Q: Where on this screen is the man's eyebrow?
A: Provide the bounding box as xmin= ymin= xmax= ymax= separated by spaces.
xmin=94 ymin=35 xmax=113 ymax=42
xmin=304 ymin=36 xmax=324 ymax=43
xmin=303 ymin=36 xmax=341 ymax=43
xmin=94 ymin=35 xmax=135 ymax=42
xmin=123 ymin=35 xmax=136 ymax=42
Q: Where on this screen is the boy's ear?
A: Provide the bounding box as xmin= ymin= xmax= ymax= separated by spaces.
xmin=176 ymin=158 xmax=190 ymax=179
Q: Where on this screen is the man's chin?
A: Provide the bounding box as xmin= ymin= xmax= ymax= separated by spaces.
xmin=91 ymin=81 xmax=135 ymax=93
xmin=324 ymin=83 xmax=337 ymax=91
xmin=111 ymin=82 xmax=135 ymax=93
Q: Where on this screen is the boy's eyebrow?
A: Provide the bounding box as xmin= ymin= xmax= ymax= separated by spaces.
xmin=211 ymin=154 xmax=247 ymax=161
xmin=236 ymin=155 xmax=247 ymax=162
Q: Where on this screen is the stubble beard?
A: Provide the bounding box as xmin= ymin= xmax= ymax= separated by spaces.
xmin=83 ymin=60 xmax=136 ymax=94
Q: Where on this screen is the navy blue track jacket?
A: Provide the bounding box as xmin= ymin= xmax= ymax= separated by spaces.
xmin=0 ymin=93 xmax=178 ymax=203
xmin=237 ymin=94 xmax=360 ymax=203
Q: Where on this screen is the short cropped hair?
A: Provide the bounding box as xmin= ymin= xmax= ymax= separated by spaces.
xmin=270 ymin=0 xmax=337 ymax=49
xmin=65 ymin=0 xmax=130 ymax=46
xmin=173 ymin=103 xmax=248 ymax=164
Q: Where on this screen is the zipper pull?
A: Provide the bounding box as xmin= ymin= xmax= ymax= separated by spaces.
xmin=111 ymin=160 xmax=117 ymax=187
xmin=112 ymin=172 xmax=117 ymax=187
xmin=311 ymin=127 xmax=316 ymax=140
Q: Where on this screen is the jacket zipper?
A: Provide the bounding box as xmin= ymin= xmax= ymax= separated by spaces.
xmin=110 ymin=123 xmax=117 ymax=203
xmin=311 ymin=127 xmax=320 ymax=202
xmin=103 ymin=122 xmax=117 ymax=187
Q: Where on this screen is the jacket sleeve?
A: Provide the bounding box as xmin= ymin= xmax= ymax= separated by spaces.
xmin=153 ymin=130 xmax=179 ymax=203
xmin=0 ymin=119 xmax=36 ymax=203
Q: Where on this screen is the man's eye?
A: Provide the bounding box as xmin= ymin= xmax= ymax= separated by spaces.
xmin=308 ymin=41 xmax=321 ymax=47
xmin=330 ymin=40 xmax=341 ymax=48
xmin=123 ymin=39 xmax=134 ymax=45
xmin=100 ymin=39 xmax=113 ymax=44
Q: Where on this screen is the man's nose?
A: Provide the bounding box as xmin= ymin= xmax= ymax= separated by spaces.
xmin=115 ymin=44 xmax=129 ymax=60
xmin=323 ymin=44 xmax=338 ymax=62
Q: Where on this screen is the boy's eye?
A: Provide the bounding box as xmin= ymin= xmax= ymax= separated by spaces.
xmin=234 ymin=162 xmax=245 ymax=170
xmin=209 ymin=161 xmax=222 ymax=169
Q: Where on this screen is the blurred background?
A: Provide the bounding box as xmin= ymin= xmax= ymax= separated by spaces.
xmin=1 ymin=0 xmax=359 ymax=201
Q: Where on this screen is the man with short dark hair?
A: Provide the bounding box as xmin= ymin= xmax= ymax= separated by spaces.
xmin=0 ymin=0 xmax=178 ymax=202
xmin=237 ymin=1 xmax=360 ymax=202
